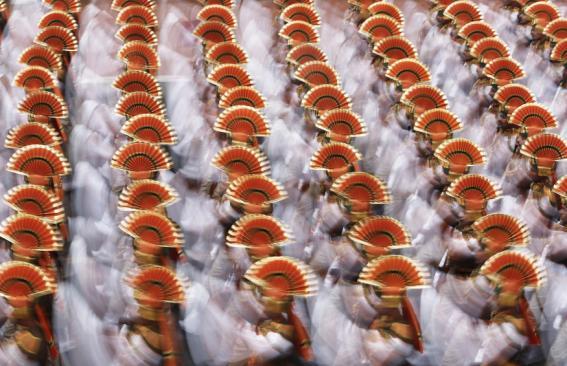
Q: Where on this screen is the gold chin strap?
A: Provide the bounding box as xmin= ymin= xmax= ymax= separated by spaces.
xmin=133 ymin=324 xmax=162 ymax=354
xmin=389 ymin=322 xmax=415 ymax=344
xmin=371 ymin=315 xmax=414 ymax=344
xmin=257 ymin=319 xmax=294 ymax=341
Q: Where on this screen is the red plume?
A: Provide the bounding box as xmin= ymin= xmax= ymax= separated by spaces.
xmin=401 ymin=296 xmax=423 ymax=352
xmin=518 ymin=296 xmax=541 ymax=345
xmin=159 ymin=312 xmax=178 ymax=366
xmin=287 ymin=303 xmax=313 ymax=361
xmin=35 ymin=303 xmax=59 ymax=360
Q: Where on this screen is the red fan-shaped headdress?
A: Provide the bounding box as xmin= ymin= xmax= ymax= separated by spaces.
xmin=244 ymin=256 xmax=317 ymax=299
xmin=483 ymin=57 xmax=526 ymax=86
xmin=493 ymin=83 xmax=535 ymax=114
xmin=348 ymin=216 xmax=412 ymax=257
xmin=443 ymin=1 xmax=483 ymax=29
xmin=115 ymin=91 xmax=164 ymax=118
xmin=0 ymin=214 xmax=63 ymax=257
xmin=3 ymin=185 xmax=64 ymax=223
xmin=127 ymin=264 xmax=185 ymax=361
xmin=400 ymin=85 xmax=448 ymax=118
xmin=301 ymin=85 xmax=352 ymax=114
xmin=472 ymin=214 xmax=529 ymax=253
xmin=116 ymin=5 xmax=158 ymax=27
xmin=294 ymin=61 xmax=340 ymax=88
xmin=111 ymin=0 xmax=156 ymax=11
xmin=212 ymin=145 xmax=270 ymax=181
xmin=225 ymin=174 xmax=287 ymax=214
xmin=359 ymin=15 xmax=403 ymax=43
xmin=286 ymin=43 xmax=328 ymax=67
xmin=193 ymin=21 xmax=236 ymax=47
xmin=198 ymin=0 xmax=235 ymax=7
xmin=111 ymin=142 xmax=172 ymax=179
xmin=310 ymin=142 xmax=362 ymax=179
xmin=552 ymin=176 xmax=567 ymax=204
xmin=219 ymin=86 xmax=266 ymax=109
xmin=372 ymin=36 xmax=417 ymax=66
xmin=434 ymin=138 xmax=487 ymax=177
xmin=197 ymin=5 xmax=237 ymax=28
xmin=359 ymin=255 xmax=429 ymax=351
xmin=458 ymin=21 xmax=497 ymax=46
xmin=414 ymin=108 xmax=463 ymax=145
xmin=42 ymin=0 xmax=81 ymax=13
xmin=359 ymin=255 xmax=429 ymax=295
xmin=0 ymin=259 xmax=57 ymax=357
xmin=118 ymin=41 xmax=160 ymax=73
xmin=0 ymin=261 xmax=54 ymax=312
xmin=215 ymin=106 xmax=271 ymax=145
xmin=120 ymin=114 xmax=177 ymax=145
xmin=446 ymin=174 xmax=502 ymax=213
xmin=385 ymin=59 xmax=431 ymax=90
xmin=118 ymin=180 xmax=178 ymax=212
xmin=316 ymin=109 xmax=367 ymax=143
xmin=227 ymin=214 xmax=292 ymax=258
xmin=206 ymin=42 xmax=249 ymax=65
xmin=470 ymin=37 xmax=510 ymax=64
xmin=5 ymin=123 xmax=62 ymax=149
xmin=19 ymin=46 xmax=63 ymax=74
xmin=543 ymin=18 xmax=567 ymax=44
xmin=550 ymin=39 xmax=567 ymax=64
xmin=18 ymin=91 xmax=68 ymax=119
xmin=129 ymin=265 xmax=185 ymax=308
xmin=113 ymin=70 xmax=162 ymax=97
xmin=34 ymin=26 xmax=78 ymax=53
xmin=479 ymin=251 xmax=545 ymax=345
xmin=281 ymin=4 xmax=321 ymax=26
xmin=38 ymin=10 xmax=78 ymax=31
xmin=243 ymin=254 xmax=317 ymax=359
xmin=13 ymin=66 xmax=58 ymax=92
xmin=7 ymin=145 xmax=71 ymax=180
xmin=508 ymin=103 xmax=558 ymax=137
xmin=367 ymin=2 xmax=404 ymax=27
xmin=278 ymin=20 xmax=320 ymax=46
xmin=331 ymin=172 xmax=391 ymax=214
xmin=520 ymin=133 xmax=567 ymax=176
xmin=120 ymin=210 xmax=183 ymax=251
xmin=116 ymin=23 xmax=158 ymax=45
xmin=207 ymin=64 xmax=254 ymax=95
xmin=524 ymin=2 xmax=560 ymax=30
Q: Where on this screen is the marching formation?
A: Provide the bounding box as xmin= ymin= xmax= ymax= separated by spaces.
xmin=275 ymin=1 xmax=431 ymax=360
xmin=0 ymin=0 xmax=565 ymax=365
xmin=109 ymin=1 xmax=187 ymax=365
xmin=195 ymin=1 xmax=320 ymax=362
xmin=0 ymin=0 xmax=79 ymax=363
